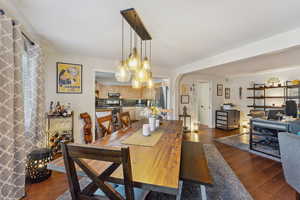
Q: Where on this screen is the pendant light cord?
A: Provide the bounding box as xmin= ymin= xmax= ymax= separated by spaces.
xmin=150 ymin=40 xmax=152 ymax=65
xmin=122 ymin=18 xmax=124 ymax=61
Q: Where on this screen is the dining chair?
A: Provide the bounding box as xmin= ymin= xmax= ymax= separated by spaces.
xmin=61 ymin=143 xmax=149 ymax=200
xmin=278 ymin=132 xmax=300 ymax=200
xmin=97 ymin=115 xmax=113 ymax=137
xmin=119 ymin=112 xmax=131 ymax=129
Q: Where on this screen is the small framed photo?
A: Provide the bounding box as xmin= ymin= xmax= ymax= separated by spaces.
xmin=225 ymin=88 xmax=230 ymax=99
xmin=217 ymin=84 xmax=223 ymax=96
xmin=181 ymin=95 xmax=189 ymax=104
xmin=57 ymin=62 xmax=83 ymax=94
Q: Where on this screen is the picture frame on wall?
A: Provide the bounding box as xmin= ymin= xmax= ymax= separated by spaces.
xmin=225 ymin=88 xmax=230 ymax=99
xmin=217 ymin=84 xmax=223 ymax=96
xmin=181 ymin=95 xmax=190 ymax=104
xmin=56 ymin=62 xmax=83 ymax=94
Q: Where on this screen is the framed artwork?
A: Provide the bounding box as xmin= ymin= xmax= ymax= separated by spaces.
xmin=217 ymin=84 xmax=223 ymax=96
xmin=225 ymin=88 xmax=230 ymax=99
xmin=181 ymin=95 xmax=189 ymax=104
xmin=57 ymin=62 xmax=82 ymax=94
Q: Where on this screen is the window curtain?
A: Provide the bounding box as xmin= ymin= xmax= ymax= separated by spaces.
xmin=23 ymin=40 xmax=45 ymax=150
xmin=0 ymin=12 xmax=45 ymax=199
xmin=0 ymin=15 xmax=26 ymax=200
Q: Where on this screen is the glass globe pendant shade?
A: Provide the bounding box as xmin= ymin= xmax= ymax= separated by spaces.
xmin=132 ymin=76 xmax=141 ymax=89
xmin=128 ymin=47 xmax=140 ymax=71
xmin=142 ymin=56 xmax=151 ymax=71
xmin=136 ymin=68 xmax=149 ymax=83
xmin=115 ymin=61 xmax=131 ymax=82
xmin=147 ymin=78 xmax=154 ymax=88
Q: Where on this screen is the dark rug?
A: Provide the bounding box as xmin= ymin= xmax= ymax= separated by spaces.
xmin=57 ymin=144 xmax=253 ymax=200
xmin=215 ymin=133 xmax=280 ymax=162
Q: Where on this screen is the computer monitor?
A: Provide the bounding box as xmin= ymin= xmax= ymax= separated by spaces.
xmin=285 ymin=100 xmax=297 ymax=118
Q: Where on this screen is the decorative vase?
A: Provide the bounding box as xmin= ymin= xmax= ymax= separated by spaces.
xmin=155 ymin=119 xmax=160 ymax=128
xmin=142 ymin=124 xmax=151 ymax=136
xmin=149 ymin=117 xmax=156 ymax=132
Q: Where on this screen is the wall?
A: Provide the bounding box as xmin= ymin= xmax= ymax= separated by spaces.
xmin=45 ymin=52 xmax=170 ymax=143
xmin=221 ymin=66 xmax=300 ymax=125
xmin=178 ymin=74 xmax=224 ymax=130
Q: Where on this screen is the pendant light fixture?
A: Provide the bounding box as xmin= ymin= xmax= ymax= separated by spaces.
xmin=115 ymin=18 xmax=131 ymax=82
xmin=127 ymin=13 xmax=141 ymax=71
xmin=132 ymin=76 xmax=141 ymax=89
xmin=118 ymin=8 xmax=154 ymax=88
xmin=136 ymin=39 xmax=148 ymax=83
xmin=142 ymin=40 xmax=151 ymax=71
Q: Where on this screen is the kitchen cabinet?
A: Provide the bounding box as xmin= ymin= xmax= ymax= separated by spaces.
xmin=122 ymin=107 xmax=146 ymax=121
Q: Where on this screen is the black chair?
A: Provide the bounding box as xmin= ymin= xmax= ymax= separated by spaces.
xmin=285 ymin=100 xmax=297 ymax=118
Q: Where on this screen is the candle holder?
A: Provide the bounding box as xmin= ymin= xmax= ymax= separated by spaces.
xmin=26 ymin=148 xmax=53 ymax=183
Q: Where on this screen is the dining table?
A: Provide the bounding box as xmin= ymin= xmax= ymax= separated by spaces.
xmin=47 ymin=120 xmax=183 ymax=196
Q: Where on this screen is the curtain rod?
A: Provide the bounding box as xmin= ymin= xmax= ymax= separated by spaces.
xmin=0 ymin=9 xmax=35 ymax=45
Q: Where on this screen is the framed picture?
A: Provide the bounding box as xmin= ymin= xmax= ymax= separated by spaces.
xmin=225 ymin=88 xmax=230 ymax=99
xmin=181 ymin=95 xmax=189 ymax=104
xmin=217 ymin=84 xmax=223 ymax=96
xmin=57 ymin=62 xmax=82 ymax=94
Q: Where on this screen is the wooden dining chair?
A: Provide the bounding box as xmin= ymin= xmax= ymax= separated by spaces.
xmin=119 ymin=112 xmax=131 ymax=129
xmin=61 ymin=143 xmax=136 ymax=200
xmin=97 ymin=115 xmax=113 ymax=137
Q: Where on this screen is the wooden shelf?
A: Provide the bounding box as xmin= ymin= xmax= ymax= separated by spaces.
xmin=247 ymin=96 xmax=285 ymax=99
xmin=247 ymin=105 xmax=284 ymax=109
xmin=247 ymin=86 xmax=286 ymax=90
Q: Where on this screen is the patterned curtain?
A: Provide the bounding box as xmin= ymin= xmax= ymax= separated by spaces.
xmin=23 ymin=41 xmax=45 ymax=150
xmin=0 ymin=15 xmax=26 ymax=200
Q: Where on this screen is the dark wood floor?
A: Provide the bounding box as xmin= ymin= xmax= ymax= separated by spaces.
xmin=22 ymin=127 xmax=297 ymax=200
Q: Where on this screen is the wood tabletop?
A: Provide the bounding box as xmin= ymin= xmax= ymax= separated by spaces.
xmin=48 ymin=120 xmax=183 ymax=195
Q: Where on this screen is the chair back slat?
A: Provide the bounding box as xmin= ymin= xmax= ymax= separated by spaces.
xmin=61 ymin=143 xmax=135 ymax=200
xmin=67 ymin=144 xmax=123 ymax=163
xmin=119 ymin=112 xmax=131 ymax=128
xmin=97 ymin=115 xmax=113 ymax=137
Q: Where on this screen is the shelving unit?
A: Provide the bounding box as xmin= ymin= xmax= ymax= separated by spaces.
xmin=285 ymin=81 xmax=300 ymax=106
xmin=247 ymin=83 xmax=286 ymax=111
xmin=46 ymin=112 xmax=74 ymax=155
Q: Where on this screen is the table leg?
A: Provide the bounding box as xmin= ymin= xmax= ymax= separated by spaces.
xmin=200 ymin=185 xmax=207 ymax=200
xmin=176 ymin=181 xmax=183 ymax=200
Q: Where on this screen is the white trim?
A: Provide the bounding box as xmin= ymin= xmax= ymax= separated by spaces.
xmin=200 ymin=185 xmax=207 ymax=200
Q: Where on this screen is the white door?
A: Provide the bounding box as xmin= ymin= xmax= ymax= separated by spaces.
xmin=198 ymin=82 xmax=210 ymax=126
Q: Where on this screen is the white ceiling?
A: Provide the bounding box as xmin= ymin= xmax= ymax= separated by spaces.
xmin=189 ymin=46 xmax=300 ymax=78
xmin=12 ymin=0 xmax=300 ymax=70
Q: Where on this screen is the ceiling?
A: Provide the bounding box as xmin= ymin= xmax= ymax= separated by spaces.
xmin=189 ymin=46 xmax=300 ymax=78
xmin=12 ymin=0 xmax=300 ymax=70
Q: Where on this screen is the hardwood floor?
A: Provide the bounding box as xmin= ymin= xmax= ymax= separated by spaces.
xmin=22 ymin=126 xmax=297 ymax=200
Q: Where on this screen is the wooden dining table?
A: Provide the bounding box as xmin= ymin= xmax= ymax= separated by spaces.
xmin=47 ymin=120 xmax=183 ymax=196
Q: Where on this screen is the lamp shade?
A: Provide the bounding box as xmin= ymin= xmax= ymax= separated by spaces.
xmin=142 ymin=56 xmax=151 ymax=71
xmin=115 ymin=61 xmax=131 ymax=82
xmin=132 ymin=76 xmax=141 ymax=89
xmin=128 ymin=47 xmax=140 ymax=71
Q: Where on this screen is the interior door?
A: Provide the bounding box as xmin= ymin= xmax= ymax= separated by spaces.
xmin=198 ymin=82 xmax=210 ymax=126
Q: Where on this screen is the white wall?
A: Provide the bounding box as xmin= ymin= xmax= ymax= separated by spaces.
xmin=178 ymin=74 xmax=224 ymax=129
xmin=221 ymin=66 xmax=300 ymax=125
xmin=45 ymin=52 xmax=170 ymax=143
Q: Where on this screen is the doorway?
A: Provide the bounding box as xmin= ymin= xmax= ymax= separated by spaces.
xmin=196 ymin=82 xmax=210 ymax=127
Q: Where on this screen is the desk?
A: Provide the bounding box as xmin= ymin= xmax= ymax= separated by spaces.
xmin=48 ymin=120 xmax=183 ymax=195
